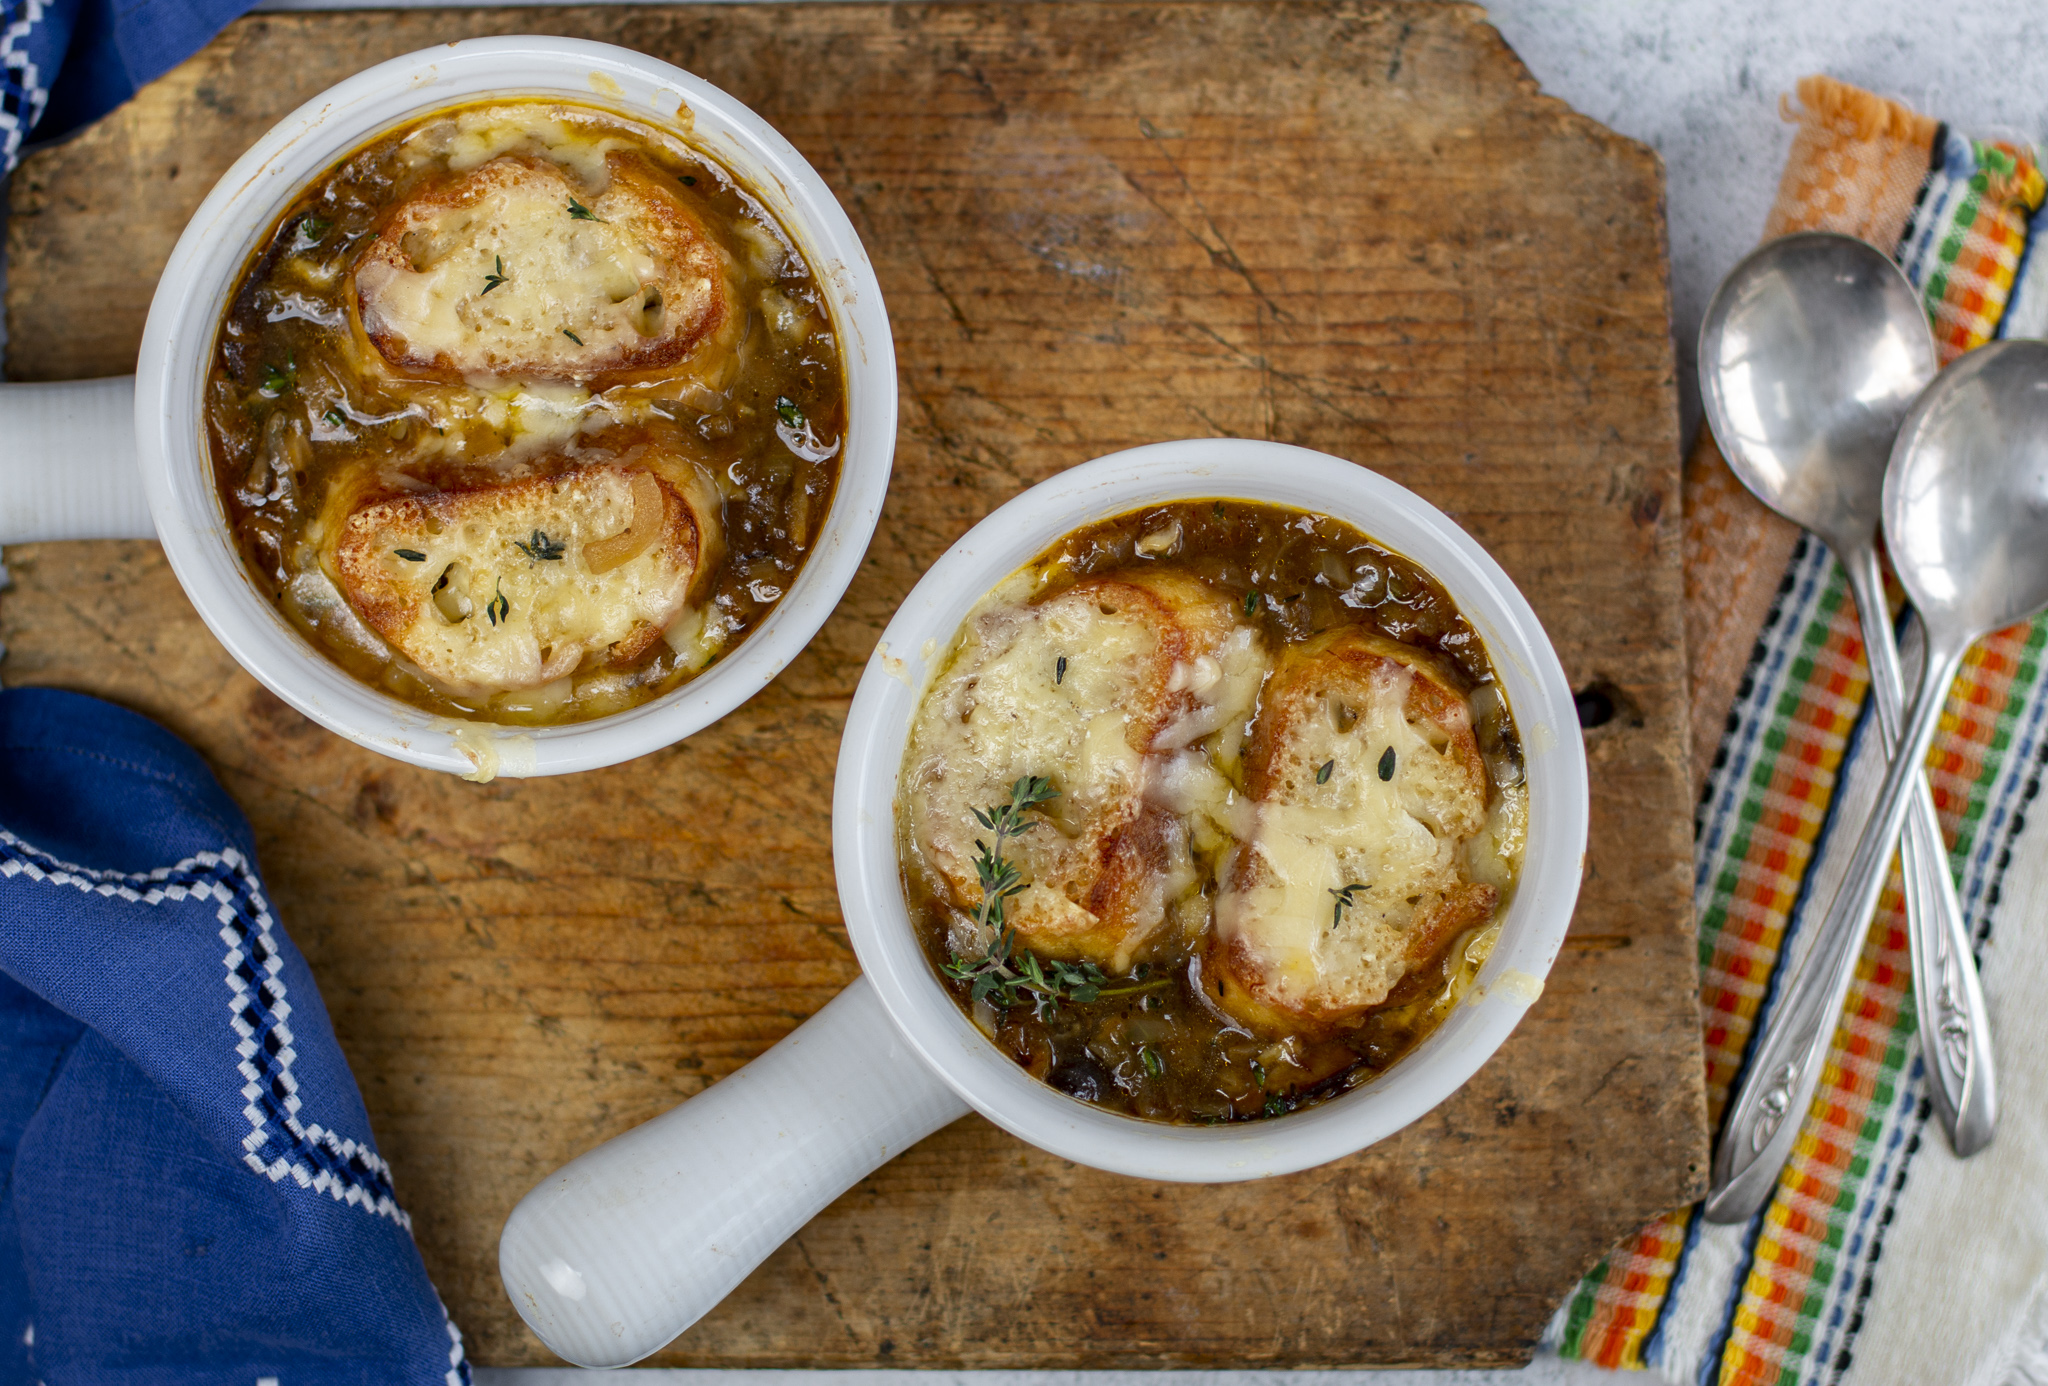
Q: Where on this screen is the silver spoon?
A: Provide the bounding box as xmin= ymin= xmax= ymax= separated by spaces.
xmin=1703 ymin=337 xmax=2048 ymax=1222
xmin=1698 ymin=231 xmax=1994 ymax=1182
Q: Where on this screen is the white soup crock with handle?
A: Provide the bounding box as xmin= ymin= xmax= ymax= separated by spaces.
xmin=497 ymin=439 xmax=1590 ymax=1368
xmin=0 ymin=37 xmax=898 ymax=779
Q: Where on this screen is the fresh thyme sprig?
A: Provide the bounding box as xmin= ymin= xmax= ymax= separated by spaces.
xmin=481 ymin=255 xmax=509 ymax=295
xmin=486 ymin=579 xmax=510 ymax=627
xmin=944 ymin=924 xmax=1171 ymax=1020
xmin=968 ymin=775 xmax=1058 ymax=933
xmin=566 ymin=197 xmax=602 ymax=222
xmin=941 ymin=776 xmax=1169 ymax=1019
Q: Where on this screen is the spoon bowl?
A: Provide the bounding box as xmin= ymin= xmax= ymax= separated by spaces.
xmin=1886 ymin=339 xmax=2048 ymax=635
xmin=1697 ymin=231 xmax=1992 ymax=1206
xmin=1706 ymin=335 xmax=2048 ymax=1220
xmin=1700 ymin=231 xmax=1937 ymax=553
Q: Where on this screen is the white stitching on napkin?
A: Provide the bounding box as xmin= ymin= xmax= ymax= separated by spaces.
xmin=443 ymin=1300 xmax=469 ymax=1386
xmin=0 ymin=829 xmax=410 ymax=1229
xmin=0 ymin=0 xmax=49 ymax=175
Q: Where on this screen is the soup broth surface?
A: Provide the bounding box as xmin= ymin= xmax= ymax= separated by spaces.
xmin=206 ymin=99 xmax=847 ymax=725
xmin=898 ymin=500 xmax=1526 ymax=1123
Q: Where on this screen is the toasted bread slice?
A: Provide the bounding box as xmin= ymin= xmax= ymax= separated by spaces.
xmin=904 ymin=571 xmax=1259 ymax=972
xmin=332 ymin=454 xmax=719 ymax=697
xmin=1204 ymin=627 xmax=1497 ymax=1035
xmin=354 ymin=152 xmax=732 ymax=385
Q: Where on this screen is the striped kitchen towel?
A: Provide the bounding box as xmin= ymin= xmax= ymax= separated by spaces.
xmin=1551 ymin=77 xmax=2048 ymax=1386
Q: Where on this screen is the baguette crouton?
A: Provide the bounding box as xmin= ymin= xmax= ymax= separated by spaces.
xmin=1204 ymin=627 xmax=1497 ymax=1035
xmin=903 ymin=571 xmax=1259 ymax=972
xmin=353 ymin=151 xmax=732 ymax=385
xmin=332 ymin=454 xmax=719 ymax=697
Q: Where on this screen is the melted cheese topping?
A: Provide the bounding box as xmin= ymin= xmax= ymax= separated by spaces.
xmin=903 ymin=573 xmax=1256 ymax=970
xmin=903 ymin=567 xmax=1523 ymax=1031
xmin=1216 ymin=654 xmax=1493 ymax=1014
xmin=333 ymin=462 xmax=708 ymax=695
xmin=356 ymin=155 xmax=721 ymax=383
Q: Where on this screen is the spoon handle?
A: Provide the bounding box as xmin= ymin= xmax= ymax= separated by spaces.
xmin=1845 ymin=549 xmax=1997 ymax=1156
xmin=1706 ymin=639 xmax=1968 ymax=1223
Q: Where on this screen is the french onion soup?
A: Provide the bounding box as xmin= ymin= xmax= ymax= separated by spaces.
xmin=898 ymin=501 xmax=1527 ymax=1123
xmin=206 ymin=100 xmax=847 ymax=724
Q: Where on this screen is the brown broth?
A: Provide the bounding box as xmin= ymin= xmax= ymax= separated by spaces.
xmin=205 ymin=100 xmax=847 ymax=725
xmin=901 ymin=500 xmax=1525 ymax=1123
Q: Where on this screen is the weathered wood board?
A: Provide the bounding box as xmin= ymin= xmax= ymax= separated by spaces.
xmin=3 ymin=2 xmax=1704 ymax=1367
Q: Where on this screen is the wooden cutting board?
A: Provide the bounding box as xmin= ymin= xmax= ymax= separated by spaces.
xmin=2 ymin=1 xmax=1705 ymax=1367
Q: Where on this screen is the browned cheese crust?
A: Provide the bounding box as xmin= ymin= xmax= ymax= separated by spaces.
xmin=332 ymin=455 xmax=717 ymax=696
xmin=905 ymin=571 xmax=1251 ymax=971
xmin=1203 ymin=627 xmax=1497 ymax=1036
xmin=352 ymin=151 xmax=733 ymax=386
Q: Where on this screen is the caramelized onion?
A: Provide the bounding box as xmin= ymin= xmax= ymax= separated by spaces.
xmin=585 ymin=471 xmax=667 ymax=574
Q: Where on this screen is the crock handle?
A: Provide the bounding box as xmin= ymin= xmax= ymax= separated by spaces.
xmin=498 ymin=974 xmax=969 ymax=1368
xmin=0 ymin=377 xmax=152 ymax=545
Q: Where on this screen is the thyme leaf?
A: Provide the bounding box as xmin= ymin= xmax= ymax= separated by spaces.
xmin=481 ymin=255 xmax=509 ymax=295
xmin=259 ymin=358 xmax=294 ymax=396
xmin=1243 ymin=589 xmax=1263 ymax=617
xmin=775 ymin=395 xmax=805 ymax=429
xmin=393 ymin=548 xmax=426 ymax=562
xmin=944 ymin=928 xmax=1157 ymax=1021
xmin=1377 ymin=745 xmax=1397 ymax=781
xmin=561 ymin=328 xmax=584 ymax=346
xmin=1315 ymin=759 xmax=1334 ymax=785
xmin=941 ymin=777 xmax=1167 ymax=1019
xmin=322 ymin=407 xmax=346 ymax=428
xmin=566 ymin=197 xmax=601 ymax=221
xmin=967 ymin=775 xmax=1058 ymax=933
xmin=486 ymin=579 xmax=510 ymax=627
xmin=1328 ymin=882 xmax=1369 ymax=930
xmin=297 ymin=215 xmax=331 ymax=245
xmin=514 ymin=529 xmax=566 ymax=562
xmin=1055 ymin=654 xmax=1068 ymax=685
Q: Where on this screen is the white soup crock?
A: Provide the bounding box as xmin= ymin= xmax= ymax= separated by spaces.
xmin=0 ymin=37 xmax=897 ymax=778
xmin=497 ymin=439 xmax=1590 ymax=1368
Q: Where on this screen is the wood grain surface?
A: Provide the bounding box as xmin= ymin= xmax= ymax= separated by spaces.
xmin=2 ymin=2 xmax=1705 ymax=1367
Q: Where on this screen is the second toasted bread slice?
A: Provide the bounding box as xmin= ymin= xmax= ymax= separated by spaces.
xmin=333 ymin=455 xmax=718 ymax=697
xmin=354 ymin=152 xmax=732 ymax=385
xmin=1204 ymin=627 xmax=1497 ymax=1035
xmin=903 ymin=571 xmax=1259 ymax=973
